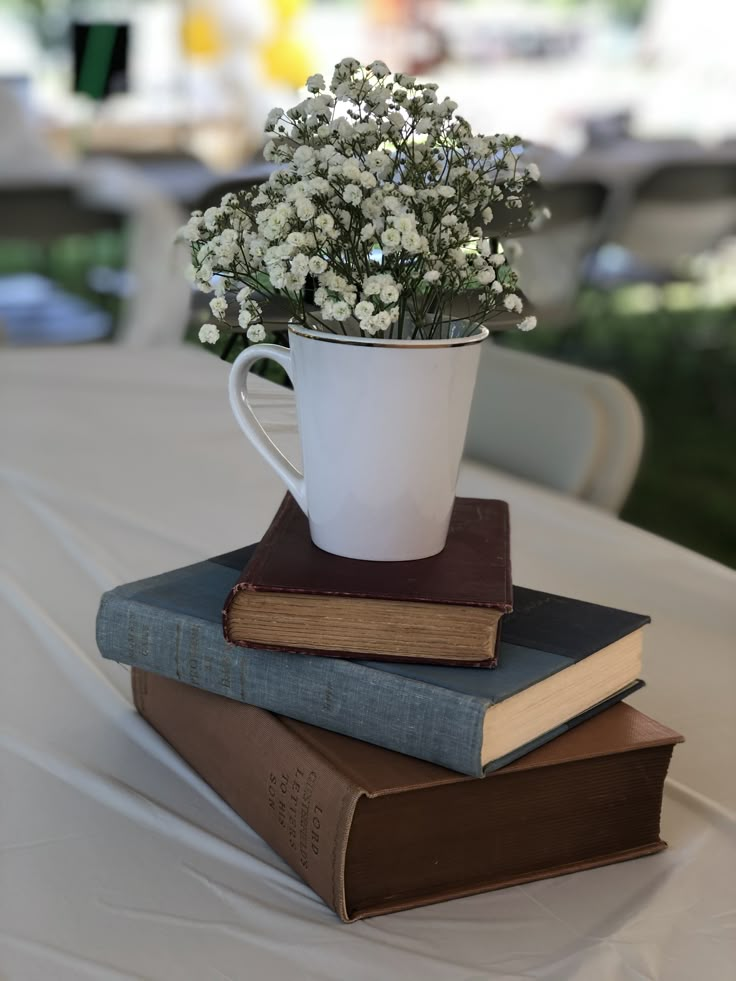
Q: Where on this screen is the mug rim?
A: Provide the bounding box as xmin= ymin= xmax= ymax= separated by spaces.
xmin=287 ymin=322 xmax=490 ymax=349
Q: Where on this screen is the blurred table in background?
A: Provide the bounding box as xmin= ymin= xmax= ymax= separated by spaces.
xmin=0 ymin=158 xmax=191 ymax=346
xmin=45 ymin=114 xmax=261 ymax=173
xmin=1 ymin=345 xmax=734 ymax=980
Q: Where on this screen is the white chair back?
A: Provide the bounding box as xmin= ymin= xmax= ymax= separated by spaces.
xmin=465 ymin=342 xmax=644 ymax=513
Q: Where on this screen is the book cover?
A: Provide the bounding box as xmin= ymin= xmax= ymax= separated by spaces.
xmin=222 ymin=494 xmax=512 ymax=666
xmin=133 ymin=671 xmax=683 ymax=923
xmin=97 ymin=546 xmax=648 ymax=776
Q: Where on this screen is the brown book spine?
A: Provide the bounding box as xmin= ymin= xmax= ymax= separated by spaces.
xmin=132 ymin=669 xmax=362 ymax=922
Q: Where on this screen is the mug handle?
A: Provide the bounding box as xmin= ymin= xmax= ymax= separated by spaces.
xmin=228 ymin=343 xmax=307 ymax=513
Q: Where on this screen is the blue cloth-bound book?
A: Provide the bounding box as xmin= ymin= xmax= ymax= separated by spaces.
xmin=96 ymin=546 xmax=648 ymax=777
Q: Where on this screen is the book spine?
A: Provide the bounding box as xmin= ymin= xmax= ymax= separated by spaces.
xmin=97 ymin=590 xmax=488 ymax=776
xmin=132 ymin=670 xmax=361 ymax=922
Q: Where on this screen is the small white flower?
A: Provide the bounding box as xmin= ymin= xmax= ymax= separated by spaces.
xmin=381 ymin=228 xmax=401 ymax=251
xmin=198 ymin=323 xmax=220 ymax=345
xmin=368 ymin=60 xmax=389 ymax=77
xmin=525 ymin=162 xmax=541 ymax=181
xmin=203 ymin=207 xmax=221 ymax=231
xmin=355 ymin=300 xmax=374 ymax=319
xmin=423 ymin=270 xmax=441 ymax=283
xmin=517 ymin=316 xmax=537 ymax=331
xmin=401 ymin=230 xmax=423 ymax=252
xmin=315 ymin=214 xmax=335 ymax=233
xmin=180 ymin=216 xmax=203 ymax=242
xmin=308 ymin=256 xmax=328 ymax=275
xmin=291 ymin=253 xmax=310 ymax=277
xmin=504 ymin=294 xmax=523 ymax=313
xmin=366 ymin=150 xmax=390 ymax=174
xmin=476 ymin=269 xmax=495 ymax=285
xmin=342 ymin=160 xmax=362 ymax=181
xmin=437 ymin=186 xmax=456 ymax=199
xmin=296 ymin=199 xmax=316 ymax=220
xmin=265 ymin=107 xmax=284 ymax=129
xmin=238 ymin=308 xmax=253 ymax=328
xmin=491 ymin=281 xmax=503 ymax=293
xmin=380 ymin=282 xmax=400 ymax=304
xmin=306 ymin=73 xmax=325 ymax=92
xmin=336 ymin=56 xmax=360 ymax=74
xmin=247 ymin=324 xmax=266 ymax=343
xmin=481 ymin=207 xmax=494 ymax=224
xmin=209 ymin=296 xmax=228 ymax=318
xmin=331 ymin=300 xmax=351 ymax=321
xmin=343 ymin=184 xmax=363 ymax=206
xmin=293 ymin=145 xmax=315 ymax=167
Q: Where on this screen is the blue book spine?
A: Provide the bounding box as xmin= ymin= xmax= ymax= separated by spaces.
xmin=96 ymin=590 xmax=488 ymax=776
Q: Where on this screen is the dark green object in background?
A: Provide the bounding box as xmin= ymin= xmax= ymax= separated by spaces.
xmin=74 ymin=22 xmax=129 ymax=101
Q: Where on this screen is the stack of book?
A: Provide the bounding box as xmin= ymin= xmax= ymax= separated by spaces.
xmin=97 ymin=494 xmax=682 ymax=923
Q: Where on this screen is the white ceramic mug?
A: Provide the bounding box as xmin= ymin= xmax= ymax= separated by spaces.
xmin=229 ymin=322 xmax=489 ymax=561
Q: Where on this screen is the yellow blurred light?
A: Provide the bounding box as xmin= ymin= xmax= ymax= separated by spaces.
xmin=181 ymin=10 xmax=224 ymax=59
xmin=262 ymin=35 xmax=313 ymax=87
xmin=272 ymin=0 xmax=308 ymax=21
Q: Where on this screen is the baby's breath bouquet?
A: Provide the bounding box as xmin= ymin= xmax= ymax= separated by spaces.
xmin=184 ymin=58 xmax=541 ymax=345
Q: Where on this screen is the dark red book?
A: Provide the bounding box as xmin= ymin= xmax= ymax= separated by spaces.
xmin=223 ymin=494 xmax=512 ymax=666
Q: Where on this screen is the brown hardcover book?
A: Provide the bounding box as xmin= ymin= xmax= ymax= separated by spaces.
xmin=223 ymin=494 xmax=512 ymax=667
xmin=133 ymin=669 xmax=682 ymax=923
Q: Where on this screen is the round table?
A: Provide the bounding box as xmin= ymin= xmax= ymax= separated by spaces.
xmin=1 ymin=346 xmax=734 ymax=980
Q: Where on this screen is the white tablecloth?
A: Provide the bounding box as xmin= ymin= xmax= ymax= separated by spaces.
xmin=1 ymin=346 xmax=735 ymax=981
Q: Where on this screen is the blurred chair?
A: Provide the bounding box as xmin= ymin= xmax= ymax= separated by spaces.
xmin=504 ymin=180 xmax=608 ymax=327
xmin=85 ymin=149 xmax=202 ymax=166
xmin=0 ymin=182 xmax=123 ymax=344
xmin=84 ymin=148 xmax=212 ymax=204
xmin=0 ymin=165 xmax=192 ymax=347
xmin=0 ymin=182 xmax=122 ymax=244
xmin=583 ymin=111 xmax=632 ymax=148
xmin=465 ymin=341 xmax=644 ymax=513
xmin=608 ymin=161 xmax=736 ymax=272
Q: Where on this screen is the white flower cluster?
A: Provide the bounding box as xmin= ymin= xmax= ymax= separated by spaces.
xmin=183 ymin=58 xmax=542 ymax=342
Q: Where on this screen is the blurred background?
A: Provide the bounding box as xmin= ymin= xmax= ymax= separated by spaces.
xmin=1 ymin=0 xmax=734 ymax=565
